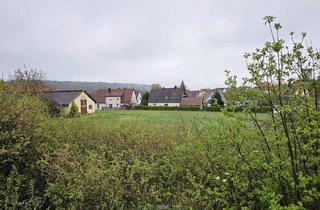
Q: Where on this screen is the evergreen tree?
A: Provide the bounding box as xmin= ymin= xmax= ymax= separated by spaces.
xmin=67 ymin=102 xmax=79 ymax=118
xmin=141 ymin=92 xmax=149 ymax=105
xmin=180 ymin=80 xmax=187 ymax=97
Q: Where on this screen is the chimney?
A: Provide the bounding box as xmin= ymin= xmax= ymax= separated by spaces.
xmin=108 ymin=88 xmax=111 ymax=93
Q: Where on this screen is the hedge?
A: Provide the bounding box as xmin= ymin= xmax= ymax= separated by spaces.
xmin=133 ymin=105 xmax=272 ymax=113
xmin=133 ymin=105 xmax=201 ymax=111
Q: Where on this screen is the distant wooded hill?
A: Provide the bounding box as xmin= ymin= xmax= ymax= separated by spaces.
xmin=45 ymin=80 xmax=151 ymax=91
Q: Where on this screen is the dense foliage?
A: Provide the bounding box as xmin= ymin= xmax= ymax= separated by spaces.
xmin=133 ymin=105 xmax=201 ymax=111
xmin=0 ymin=81 xmax=48 ymax=209
xmin=141 ymin=91 xmax=150 ymax=105
xmin=226 ymin=16 xmax=320 ymax=209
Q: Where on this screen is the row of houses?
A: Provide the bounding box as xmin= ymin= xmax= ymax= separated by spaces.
xmin=42 ymin=88 xmax=143 ymax=114
xmin=148 ymin=87 xmax=227 ymax=108
xmin=41 ymin=87 xmax=227 ymax=114
xmin=92 ymin=88 xmax=142 ymax=110
xmin=40 ymin=80 xmax=309 ymax=115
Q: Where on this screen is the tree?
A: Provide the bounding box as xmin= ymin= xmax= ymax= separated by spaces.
xmin=46 ymin=100 xmax=61 ymax=117
xmin=9 ymin=66 xmax=51 ymax=92
xmin=180 ymin=80 xmax=187 ymax=97
xmin=141 ymin=92 xmax=149 ymax=105
xmin=0 ymin=81 xmax=47 ymax=208
xmin=151 ymin=84 xmax=162 ymax=90
xmin=225 ymin=16 xmax=320 ymax=208
xmin=66 ymin=102 xmax=79 ymax=118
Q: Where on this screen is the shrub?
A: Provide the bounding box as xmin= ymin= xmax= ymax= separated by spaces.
xmin=65 ymin=102 xmax=79 ymax=118
xmin=0 ymin=81 xmax=47 ymax=208
xmin=133 ymin=105 xmax=201 ymax=111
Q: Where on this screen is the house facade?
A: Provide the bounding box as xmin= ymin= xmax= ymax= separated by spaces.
xmin=94 ymin=88 xmax=137 ymax=110
xmin=43 ymin=90 xmax=96 ymax=114
xmin=135 ymin=90 xmax=142 ymax=105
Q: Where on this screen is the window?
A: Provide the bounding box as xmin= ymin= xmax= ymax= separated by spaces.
xmin=109 ymin=104 xmax=113 ymax=108
xmin=89 ymin=105 xmax=92 ymax=109
xmin=153 ymin=103 xmax=157 ymax=106
xmin=80 ymin=99 xmax=87 ymax=106
xmin=117 ymin=98 xmax=119 ymax=100
xmin=164 ymin=104 xmax=168 ymax=106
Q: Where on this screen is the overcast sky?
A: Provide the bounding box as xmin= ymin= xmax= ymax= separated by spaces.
xmin=0 ymin=0 xmax=319 ymax=89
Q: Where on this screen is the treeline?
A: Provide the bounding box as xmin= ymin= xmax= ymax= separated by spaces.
xmin=45 ymin=80 xmax=151 ymax=92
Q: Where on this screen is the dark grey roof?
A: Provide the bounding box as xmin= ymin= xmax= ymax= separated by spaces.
xmin=134 ymin=89 xmax=140 ymax=96
xmin=42 ymin=90 xmax=95 ymax=106
xmin=149 ymin=88 xmax=183 ymax=103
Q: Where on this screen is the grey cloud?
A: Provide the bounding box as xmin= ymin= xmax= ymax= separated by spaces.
xmin=0 ymin=0 xmax=319 ymax=88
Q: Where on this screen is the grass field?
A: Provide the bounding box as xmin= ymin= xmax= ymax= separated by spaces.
xmin=77 ymin=110 xmax=266 ymax=128
xmin=80 ymin=110 xmax=228 ymax=125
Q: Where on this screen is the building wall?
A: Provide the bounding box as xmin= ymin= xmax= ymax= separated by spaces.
xmin=71 ymin=91 xmax=96 ymax=114
xmin=148 ymin=102 xmax=180 ymax=107
xmin=136 ymin=93 xmax=142 ymax=105
xmin=106 ymin=96 xmax=121 ymax=108
xmin=130 ymin=91 xmax=137 ymax=106
xmin=96 ymin=103 xmax=107 ymax=110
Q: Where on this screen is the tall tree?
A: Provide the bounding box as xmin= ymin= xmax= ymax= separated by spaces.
xmin=151 ymin=84 xmax=162 ymax=90
xmin=9 ymin=66 xmax=51 ymax=92
xmin=225 ymin=16 xmax=320 ymax=208
xmin=180 ymin=80 xmax=187 ymax=97
xmin=141 ymin=92 xmax=149 ymax=105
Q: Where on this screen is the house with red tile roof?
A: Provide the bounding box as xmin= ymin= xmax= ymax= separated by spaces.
xmin=181 ymin=97 xmax=203 ymax=109
xmin=93 ymin=88 xmax=137 ymax=109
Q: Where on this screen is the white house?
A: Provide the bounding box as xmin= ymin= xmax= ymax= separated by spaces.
xmin=94 ymin=88 xmax=137 ymax=109
xmin=135 ymin=90 xmax=142 ymax=105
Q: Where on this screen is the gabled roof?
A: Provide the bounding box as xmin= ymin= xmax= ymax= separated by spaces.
xmin=200 ymin=89 xmax=214 ymax=102
xmin=181 ymin=97 xmax=203 ymax=106
xmin=93 ymin=88 xmax=135 ymax=105
xmin=121 ymin=89 xmax=135 ymax=104
xmin=105 ymin=89 xmax=123 ymax=97
xmin=42 ymin=90 xmax=95 ymax=106
xmin=95 ymin=89 xmax=109 ymax=103
xmin=187 ymin=90 xmax=201 ymax=98
xmin=134 ymin=90 xmax=141 ymax=97
xmin=149 ymin=88 xmax=183 ymax=103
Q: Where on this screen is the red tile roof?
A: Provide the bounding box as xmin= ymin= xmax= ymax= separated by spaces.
xmin=121 ymin=89 xmax=134 ymax=104
xmin=181 ymin=97 xmax=203 ymax=106
xmin=95 ymin=89 xmax=108 ymax=103
xmin=94 ymin=88 xmax=134 ymax=105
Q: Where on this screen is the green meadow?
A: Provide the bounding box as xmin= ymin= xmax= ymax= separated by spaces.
xmin=78 ymin=109 xmax=267 ymax=126
xmin=80 ymin=110 xmax=226 ymax=125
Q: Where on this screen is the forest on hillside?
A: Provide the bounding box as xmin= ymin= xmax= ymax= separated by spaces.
xmin=45 ymin=80 xmax=151 ymax=91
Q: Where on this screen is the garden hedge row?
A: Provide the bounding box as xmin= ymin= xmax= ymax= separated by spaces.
xmin=133 ymin=105 xmax=272 ymax=113
xmin=133 ymin=105 xmax=201 ymax=111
